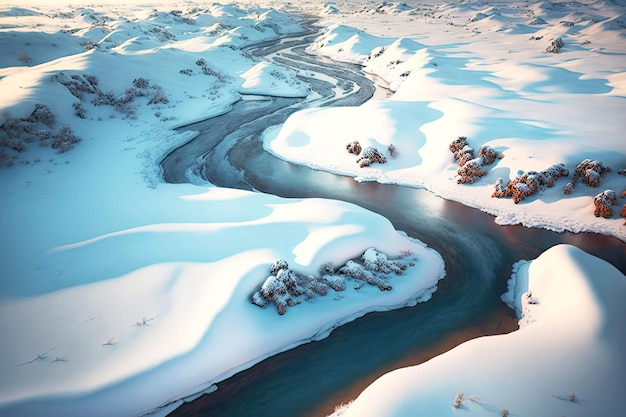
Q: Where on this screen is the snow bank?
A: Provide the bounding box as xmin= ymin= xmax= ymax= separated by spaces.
xmin=333 ymin=244 xmax=626 ymax=417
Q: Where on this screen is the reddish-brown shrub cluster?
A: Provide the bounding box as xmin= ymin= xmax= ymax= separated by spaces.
xmin=493 ymin=163 xmax=569 ymax=203
xmin=346 ymin=140 xmax=362 ymax=155
xmin=572 ymin=159 xmax=611 ymax=187
xmin=449 ymin=137 xmax=501 ymax=184
xmin=563 ymin=182 xmax=574 ymax=195
xmin=457 ymin=159 xmax=488 ymax=184
xmin=593 ymin=190 xmax=617 ymax=218
xmin=357 ymin=145 xmax=387 ymax=167
xmin=478 ymin=145 xmax=499 ymax=165
xmin=449 ymin=136 xmax=473 ymax=164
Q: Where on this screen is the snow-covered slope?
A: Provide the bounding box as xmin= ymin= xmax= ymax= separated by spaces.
xmin=332 ymin=244 xmax=626 ymax=417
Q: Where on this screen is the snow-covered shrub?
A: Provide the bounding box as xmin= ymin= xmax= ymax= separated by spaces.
xmin=319 ymin=261 xmax=334 ymax=275
xmin=253 ymin=259 xmax=333 ymax=314
xmin=196 ymin=58 xmax=221 ymax=78
xmin=357 ymin=145 xmax=387 ymax=167
xmin=251 ymin=291 xmax=269 ymax=308
xmin=73 ymin=102 xmax=86 ymax=119
xmin=339 ymin=260 xmax=392 ymax=291
xmin=493 ymin=164 xmax=569 ymax=203
xmin=1 ymin=105 xmax=82 ymax=158
xmin=51 ymin=125 xmax=80 ymax=153
xmin=449 ymin=136 xmax=470 ymax=163
xmin=148 ymin=89 xmax=169 ymax=105
xmin=546 ymin=37 xmax=564 ymax=53
xmin=458 ymin=145 xmax=476 ymax=167
xmin=593 ymin=189 xmax=617 ymax=218
xmin=362 ymin=247 xmax=404 ymax=275
xmin=619 ymin=169 xmax=626 ymax=176
xmin=252 ymin=249 xmax=417 ymax=314
xmin=179 ymin=69 xmax=193 ymax=76
xmin=478 ymin=145 xmax=498 ymax=165
xmin=453 ymin=391 xmax=464 ymax=408
xmin=270 ymin=259 xmax=289 ymax=275
xmin=346 ymin=140 xmax=362 ymax=155
xmin=323 ymin=274 xmax=346 ymax=292
xmin=388 ymin=143 xmax=397 ymax=158
xmin=456 ymin=158 xmax=487 ymax=184
xmin=452 ymin=138 xmax=500 ymax=183
xmin=54 ymin=73 xmax=99 ymax=99
xmin=563 ymin=182 xmax=574 ymax=195
xmin=29 ymin=104 xmax=55 ymax=125
xmin=572 ymin=159 xmax=611 ymax=187
xmin=132 ymin=77 xmax=149 ymax=89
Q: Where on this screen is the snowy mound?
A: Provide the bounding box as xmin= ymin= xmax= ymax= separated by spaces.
xmin=333 ymin=244 xmax=626 ymax=417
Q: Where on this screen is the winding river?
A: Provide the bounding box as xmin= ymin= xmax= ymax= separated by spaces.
xmin=162 ymin=27 xmax=626 ymax=417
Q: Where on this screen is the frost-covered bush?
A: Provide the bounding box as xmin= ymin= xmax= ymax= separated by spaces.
xmin=457 ymin=158 xmax=487 ymax=184
xmin=451 ymin=138 xmax=501 ymax=184
xmin=53 ymin=73 xmax=100 ymax=99
xmin=546 ymin=37 xmax=564 ymax=53
xmin=323 ymin=274 xmax=346 ymax=292
xmin=346 ymin=140 xmax=362 ymax=155
xmin=572 ymin=159 xmax=611 ymax=187
xmin=251 ymin=249 xmax=416 ymax=314
xmin=388 ymin=143 xmax=397 ymax=158
xmin=132 ymin=77 xmax=149 ymax=89
xmin=449 ymin=136 xmax=470 ymax=163
xmin=563 ymin=182 xmax=574 ymax=195
xmin=0 ymin=104 xmax=82 ymax=158
xmin=51 ymin=125 xmax=80 ymax=153
xmin=593 ymin=189 xmax=617 ymax=218
xmin=339 ymin=260 xmax=391 ymax=291
xmin=362 ymin=247 xmax=404 ymax=275
xmin=252 ymin=259 xmax=330 ymax=315
xmin=29 ymin=104 xmax=55 ymax=125
xmin=148 ymin=89 xmax=169 ymax=105
xmin=357 ymin=145 xmax=387 ymax=167
xmin=453 ymin=391 xmax=464 ymax=408
xmin=493 ymin=164 xmax=569 ymax=203
xmin=73 ymin=102 xmax=86 ymax=119
xmin=478 ymin=145 xmax=498 ymax=165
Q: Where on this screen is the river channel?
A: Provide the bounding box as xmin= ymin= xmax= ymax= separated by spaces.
xmin=162 ymin=27 xmax=626 ymax=417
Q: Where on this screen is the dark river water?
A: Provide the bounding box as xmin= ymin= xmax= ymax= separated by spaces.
xmin=163 ymin=28 xmax=626 ymax=417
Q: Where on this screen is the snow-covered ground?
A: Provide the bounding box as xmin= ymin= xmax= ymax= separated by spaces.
xmin=264 ymin=0 xmax=626 ymax=242
xmin=0 ymin=1 xmax=624 ymax=417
